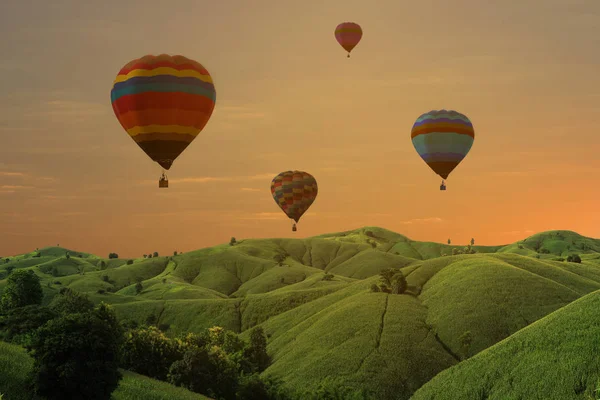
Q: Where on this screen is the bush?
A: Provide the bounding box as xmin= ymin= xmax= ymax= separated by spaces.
xmin=370 ymin=284 xmax=380 ymax=292
xmin=0 ymin=304 xmax=57 ymax=344
xmin=322 ymin=274 xmax=334 ymax=281
xmin=126 ymin=259 xmax=133 ymax=265
xmin=97 ymin=289 xmax=106 ymax=294
xmin=49 ymin=288 xmax=94 ymax=316
xmin=567 ymin=254 xmax=582 ymax=263
xmin=120 ymin=326 xmax=184 ymax=381
xmin=53 ymin=280 xmax=61 ymax=285
xmin=102 ymin=275 xmax=110 ymax=282
xmin=135 ymin=282 xmax=143 ymax=294
xmin=539 ymin=248 xmax=550 ymax=254
xmin=518 ymin=244 xmax=524 ymax=249
xmin=243 ymin=327 xmax=270 ymax=373
xmin=65 ymin=252 xmax=70 ymax=259
xmin=153 ymin=252 xmax=159 ymax=257
xmin=365 ymin=230 xmax=375 ymax=238
xmin=236 ymin=374 xmax=289 ymax=400
xmin=27 ymin=304 xmax=123 ymax=400
xmin=390 ymin=272 xmax=407 ymax=294
xmin=230 ymin=237 xmax=237 ymax=246
xmin=162 ymin=278 xmax=167 ymax=284
xmin=0 ymin=269 xmax=43 ymax=313
xmin=99 ymin=260 xmax=107 ymax=270
xmin=452 ymin=248 xmax=462 ymax=255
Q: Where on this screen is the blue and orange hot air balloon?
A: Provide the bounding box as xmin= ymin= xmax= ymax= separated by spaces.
xmin=110 ymin=54 xmax=217 ymax=188
xmin=271 ymin=171 xmax=318 ymax=232
xmin=411 ymin=110 xmax=475 ymax=190
xmin=334 ymin=22 xmax=362 ymax=58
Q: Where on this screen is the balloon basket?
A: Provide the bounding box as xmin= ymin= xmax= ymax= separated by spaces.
xmin=440 ymin=184 xmax=446 ymax=191
xmin=159 ymin=179 xmax=169 ymax=188
xmin=292 ymin=225 xmax=297 ymax=232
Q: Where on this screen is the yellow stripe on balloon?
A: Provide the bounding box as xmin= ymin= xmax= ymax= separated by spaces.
xmin=113 ymin=68 xmax=214 ymax=84
xmin=126 ymin=124 xmax=202 ymax=136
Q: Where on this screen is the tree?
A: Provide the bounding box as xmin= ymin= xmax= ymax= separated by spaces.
xmin=0 ymin=270 xmax=43 ymax=313
xmin=49 ymin=288 xmax=94 ymax=316
xmin=459 ymin=331 xmax=473 ymax=359
xmin=143 ymin=254 xmax=147 ymax=259
xmin=243 ymin=326 xmax=270 ymax=373
xmin=230 ymin=237 xmax=237 ymax=246
xmin=470 ymin=238 xmax=475 ymax=246
xmin=322 ymin=274 xmax=334 ymax=281
xmin=567 ymin=254 xmax=582 ymax=263
xmin=99 ymin=260 xmax=107 ymax=270
xmin=147 ymin=253 xmax=152 ymax=259
xmin=447 ymin=239 xmax=451 ymax=245
xmin=26 ymin=304 xmax=123 ymax=400
xmin=126 ymin=259 xmax=133 ymax=265
xmin=121 ymin=325 xmax=183 ymax=381
xmin=108 ymin=253 xmax=118 ymax=259
xmin=135 ymin=282 xmax=143 ymax=294
xmin=390 ymin=272 xmax=407 ymax=294
xmin=0 ymin=304 xmax=57 ymax=344
xmin=153 ymin=251 xmax=159 ymax=257
xmin=370 ymin=284 xmax=380 ymax=292
xmin=65 ymin=251 xmax=70 ymax=260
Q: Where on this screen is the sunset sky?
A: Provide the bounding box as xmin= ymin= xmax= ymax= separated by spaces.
xmin=1 ymin=0 xmax=600 ymax=258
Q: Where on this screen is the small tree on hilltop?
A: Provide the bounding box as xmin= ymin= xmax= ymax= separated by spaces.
xmin=49 ymin=287 xmax=94 ymax=316
xmin=135 ymin=282 xmax=143 ymax=294
xmin=230 ymin=237 xmax=237 ymax=246
xmin=173 ymin=251 xmax=178 ymax=256
xmin=447 ymin=239 xmax=451 ymax=245
xmin=153 ymin=252 xmax=158 ymax=258
xmin=470 ymin=238 xmax=475 ymax=246
xmin=567 ymin=254 xmax=582 ymax=263
xmin=0 ymin=270 xmax=43 ymax=313
xmin=459 ymin=331 xmax=473 ymax=360
xmin=390 ymin=271 xmax=407 ymax=294
xmin=65 ymin=252 xmax=70 ymax=260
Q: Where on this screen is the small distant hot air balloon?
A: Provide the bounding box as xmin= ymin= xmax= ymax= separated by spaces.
xmin=411 ymin=110 xmax=475 ymax=190
xmin=271 ymin=171 xmax=318 ymax=232
xmin=334 ymin=22 xmax=362 ymax=58
xmin=110 ymin=54 xmax=217 ymax=188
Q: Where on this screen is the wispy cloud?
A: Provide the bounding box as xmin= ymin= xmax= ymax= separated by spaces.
xmin=239 ymin=212 xmax=283 ymax=220
xmin=0 ymin=185 xmax=35 ymax=190
xmin=399 ymin=217 xmax=443 ymax=225
xmin=21 ymin=100 xmax=109 ymax=120
xmin=240 ymin=188 xmax=260 ymax=192
xmin=0 ymin=171 xmax=26 ymax=177
xmin=138 ymin=173 xmax=277 ymax=186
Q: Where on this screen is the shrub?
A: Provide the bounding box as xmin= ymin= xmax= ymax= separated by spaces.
xmin=121 ymin=325 xmax=184 ymax=381
xmin=390 ymin=272 xmax=407 ymax=294
xmin=0 ymin=269 xmax=43 ymax=313
xmin=49 ymin=288 xmax=94 ymax=316
xmin=135 ymin=282 xmax=143 ymax=294
xmin=162 ymin=278 xmax=167 ymax=284
xmin=365 ymin=230 xmax=374 ymax=237
xmin=27 ymin=304 xmax=123 ymax=400
xmin=65 ymin=252 xmax=70 ymax=259
xmin=108 ymin=253 xmax=118 ymax=259
xmin=322 ymin=274 xmax=334 ymax=281
xmin=99 ymin=260 xmax=107 ymax=270
xmin=102 ymin=275 xmax=109 ymax=282
xmin=370 ymin=284 xmax=380 ymax=292
xmin=153 ymin=252 xmax=159 ymax=257
xmin=539 ymin=248 xmax=550 ymax=254
xmin=173 ymin=251 xmax=178 ymax=256
xmin=452 ymin=248 xmax=463 ymax=255
xmin=0 ymin=304 xmax=57 ymax=344
xmin=230 ymin=237 xmax=237 ymax=246
xmin=126 ymin=259 xmax=133 ymax=265
xmin=518 ymin=244 xmax=524 ymax=249
xmin=243 ymin=327 xmax=270 ymax=373
xmin=567 ymin=254 xmax=582 ymax=263
xmin=97 ymin=289 xmax=106 ymax=294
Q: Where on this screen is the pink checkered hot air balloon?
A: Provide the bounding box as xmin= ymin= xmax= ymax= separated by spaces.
xmin=334 ymin=22 xmax=363 ymax=58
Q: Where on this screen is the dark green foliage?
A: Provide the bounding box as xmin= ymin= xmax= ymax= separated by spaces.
xmin=471 ymin=238 xmax=475 ymax=245
xmin=126 ymin=259 xmax=133 ymax=265
xmin=0 ymin=270 xmax=43 ymax=313
xmin=168 ymin=345 xmax=238 ymax=400
xmin=33 ymin=252 xmax=41 ymax=258
xmin=108 ymin=253 xmax=118 ymax=259
xmin=243 ymin=326 xmax=270 ymax=373
xmin=162 ymin=278 xmax=167 ymax=284
xmin=147 ymin=254 xmax=152 ymax=259
xmin=0 ymin=304 xmax=57 ymax=344
xmin=135 ymin=282 xmax=143 ymax=294
xmin=452 ymin=248 xmax=462 ymax=255
xmin=274 ymin=253 xmax=286 ymax=265
xmin=390 ymin=272 xmax=408 ymax=295
xmin=53 ymin=280 xmax=61 ymax=285
xmin=26 ymin=303 xmax=123 ymax=400
xmin=365 ymin=231 xmax=375 ymax=238
xmin=174 ymin=251 xmax=178 ymax=256
xmin=236 ymin=374 xmax=290 ymax=400
xmin=97 ymin=289 xmax=106 ymax=294
xmin=459 ymin=331 xmax=473 ymax=359
xmin=299 ymin=377 xmax=376 ymax=400
xmin=49 ymin=288 xmax=94 ymax=316
xmin=99 ymin=260 xmax=107 ymax=270
xmin=322 ymin=274 xmax=334 ymax=281
xmin=378 ymin=268 xmax=407 ymax=294
xmin=65 ymin=252 xmax=70 ymax=259
xmin=102 ymin=275 xmax=109 ymax=282
xmin=230 ymin=237 xmax=237 ymax=246
xmin=567 ymin=254 xmax=582 ymax=263
xmin=153 ymin=252 xmax=159 ymax=257
xmin=539 ymin=248 xmax=550 ymax=254
xmin=120 ymin=325 xmax=184 ymax=381
xmin=5 ymin=265 xmax=14 ymax=274
xmin=370 ymin=284 xmax=380 ymax=292
xmin=448 ymin=239 xmax=451 ymax=245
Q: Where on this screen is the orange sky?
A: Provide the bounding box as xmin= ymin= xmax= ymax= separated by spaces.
xmin=1 ymin=0 xmax=600 ymax=258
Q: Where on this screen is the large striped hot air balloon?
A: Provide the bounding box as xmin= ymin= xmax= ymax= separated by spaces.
xmin=334 ymin=22 xmax=362 ymax=58
xmin=110 ymin=54 xmax=216 ymax=188
xmin=271 ymin=171 xmax=318 ymax=232
xmin=411 ymin=110 xmax=475 ymax=190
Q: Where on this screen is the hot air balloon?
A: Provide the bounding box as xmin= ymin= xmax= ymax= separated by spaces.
xmin=334 ymin=22 xmax=362 ymax=58
xmin=411 ymin=110 xmax=475 ymax=190
xmin=110 ymin=54 xmax=217 ymax=188
xmin=271 ymin=171 xmax=318 ymax=232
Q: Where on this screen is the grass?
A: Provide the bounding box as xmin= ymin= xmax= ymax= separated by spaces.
xmin=2 ymin=227 xmax=600 ymax=399
xmin=411 ymin=289 xmax=600 ymax=400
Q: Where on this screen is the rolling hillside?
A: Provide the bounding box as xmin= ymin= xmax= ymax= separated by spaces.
xmin=2 ymin=227 xmax=600 ymax=399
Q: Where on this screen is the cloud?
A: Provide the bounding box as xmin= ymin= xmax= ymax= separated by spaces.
xmin=138 ymin=173 xmax=277 ymax=186
xmin=399 ymin=217 xmax=443 ymax=225
xmin=21 ymin=100 xmax=109 ymax=120
xmin=239 ymin=212 xmax=283 ymax=220
xmin=0 ymin=185 xmax=34 ymax=190
xmin=0 ymin=172 xmax=25 ymax=177
xmin=240 ymin=188 xmax=260 ymax=192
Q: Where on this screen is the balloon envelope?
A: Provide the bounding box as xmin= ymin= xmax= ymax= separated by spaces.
xmin=334 ymin=22 xmax=362 ymax=54
xmin=110 ymin=54 xmax=216 ymax=170
xmin=411 ymin=110 xmax=475 ymax=180
xmin=271 ymin=171 xmax=318 ymax=223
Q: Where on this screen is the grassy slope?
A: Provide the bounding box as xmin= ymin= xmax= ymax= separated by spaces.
xmin=0 ymin=341 xmax=211 ymax=400
xmin=2 ymin=228 xmax=600 ymax=399
xmin=411 ymin=289 xmax=600 ymax=400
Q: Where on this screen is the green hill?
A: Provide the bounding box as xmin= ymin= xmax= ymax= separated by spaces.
xmin=2 ymin=227 xmax=600 ymax=399
xmin=411 ymin=288 xmax=600 ymax=400
xmin=0 ymin=340 xmax=212 ymax=400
